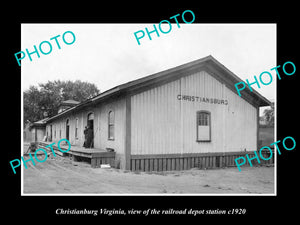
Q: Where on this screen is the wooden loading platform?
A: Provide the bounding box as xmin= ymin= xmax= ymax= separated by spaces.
xmin=33 ymin=142 xmax=116 ymax=168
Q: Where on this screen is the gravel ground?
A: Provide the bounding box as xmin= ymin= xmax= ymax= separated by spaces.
xmin=23 ymin=153 xmax=275 ymax=195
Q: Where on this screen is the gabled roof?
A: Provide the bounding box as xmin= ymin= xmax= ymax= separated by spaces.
xmin=30 ymin=117 xmax=48 ymax=128
xmin=60 ymin=99 xmax=80 ymax=106
xmin=46 ymin=55 xmax=271 ymax=122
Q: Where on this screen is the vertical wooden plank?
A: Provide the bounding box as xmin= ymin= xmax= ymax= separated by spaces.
xmin=232 ymin=156 xmax=236 ymax=167
xmin=145 ymin=159 xmax=149 ymax=172
xmin=193 ymin=157 xmax=197 ymax=168
xmin=190 ymin=157 xmax=194 ymax=168
xmin=187 ymin=158 xmax=191 ymax=170
xmin=162 ymin=158 xmax=167 ymax=171
xmin=198 ymin=157 xmax=202 ymax=168
xmin=132 ymin=159 xmax=136 ymax=171
xmin=233 ymin=155 xmax=237 ymax=166
xmin=167 ymin=159 xmax=171 ymax=171
xmin=136 ymin=159 xmax=140 ymax=171
xmin=140 ymin=159 xmax=145 ymax=171
xmin=91 ymin=158 xmax=96 ymax=168
xmin=154 ymin=159 xmax=158 ymax=171
xmin=158 ymin=159 xmax=163 ymax=171
xmin=73 ymin=155 xmax=78 ymax=162
xmin=112 ymin=157 xmax=116 ymax=167
xmin=180 ymin=158 xmax=184 ymax=170
xmin=183 ymin=158 xmax=187 ymax=170
xmin=246 ymin=154 xmax=250 ymax=166
xmin=172 ymin=159 xmax=176 ymax=170
xmin=149 ymin=159 xmax=154 ymax=171
xmin=199 ymin=157 xmax=203 ymax=169
xmin=108 ymin=158 xmax=113 ymax=167
xmin=125 ymin=96 xmax=131 ymax=170
xmin=175 ymin=158 xmax=180 ymax=170
xmin=197 ymin=157 xmax=201 ymax=168
xmin=93 ymin=158 xmax=96 ymax=168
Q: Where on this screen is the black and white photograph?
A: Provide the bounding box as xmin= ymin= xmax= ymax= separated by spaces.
xmin=5 ymin=5 xmax=298 ymax=220
xmin=21 ymin=23 xmax=276 ymax=195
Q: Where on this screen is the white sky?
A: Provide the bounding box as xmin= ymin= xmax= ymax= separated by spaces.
xmin=21 ymin=23 xmax=276 ymax=112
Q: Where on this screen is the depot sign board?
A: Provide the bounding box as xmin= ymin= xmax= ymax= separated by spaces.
xmin=177 ymin=94 xmax=228 ymax=105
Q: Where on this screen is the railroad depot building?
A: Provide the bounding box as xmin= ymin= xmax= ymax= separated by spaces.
xmin=40 ymin=55 xmax=271 ymax=171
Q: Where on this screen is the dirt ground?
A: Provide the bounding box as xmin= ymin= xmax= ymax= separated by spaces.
xmin=23 ymin=153 xmax=275 ymax=194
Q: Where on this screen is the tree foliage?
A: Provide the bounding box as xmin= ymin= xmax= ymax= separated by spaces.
xmin=263 ymin=102 xmax=274 ymax=126
xmin=24 ymin=80 xmax=100 ymax=126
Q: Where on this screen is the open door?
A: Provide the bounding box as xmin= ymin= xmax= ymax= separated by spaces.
xmin=66 ymin=119 xmax=70 ymax=141
xmin=50 ymin=124 xmax=53 ymax=142
xmin=87 ymin=113 xmax=94 ymax=148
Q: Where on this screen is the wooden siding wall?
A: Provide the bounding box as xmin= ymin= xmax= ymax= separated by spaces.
xmin=225 ymin=85 xmax=257 ymax=152
xmin=97 ymin=98 xmax=127 ymax=169
xmin=130 ymin=151 xmax=274 ymax=172
xmin=31 ymin=128 xmax=45 ymax=142
xmin=45 ymin=97 xmax=127 ymax=169
xmin=131 ymin=70 xmax=257 ymax=155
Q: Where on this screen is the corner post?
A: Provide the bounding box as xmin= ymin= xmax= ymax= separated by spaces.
xmin=125 ymin=95 xmax=131 ymax=170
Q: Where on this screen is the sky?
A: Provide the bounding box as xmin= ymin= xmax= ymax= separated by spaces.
xmin=21 ymin=23 xmax=276 ymax=113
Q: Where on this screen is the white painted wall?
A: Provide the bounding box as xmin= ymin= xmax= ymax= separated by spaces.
xmin=131 ymin=70 xmax=257 ymax=155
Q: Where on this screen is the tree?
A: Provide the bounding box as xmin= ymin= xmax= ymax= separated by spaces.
xmin=263 ymin=102 xmax=274 ymax=126
xmin=24 ymin=80 xmax=100 ymax=126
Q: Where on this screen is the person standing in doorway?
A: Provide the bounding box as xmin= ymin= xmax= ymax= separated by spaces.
xmin=83 ymin=126 xmax=88 ymax=148
xmin=86 ymin=125 xmax=94 ymax=148
xmin=87 ymin=126 xmax=94 ymax=148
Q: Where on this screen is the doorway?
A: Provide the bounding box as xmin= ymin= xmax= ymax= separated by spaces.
xmin=87 ymin=113 xmax=94 ymax=148
xmin=66 ymin=119 xmax=70 ymax=141
xmin=50 ymin=125 xmax=53 ymax=141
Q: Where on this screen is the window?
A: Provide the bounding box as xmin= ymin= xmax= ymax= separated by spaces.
xmin=108 ymin=110 xmax=114 ymax=140
xmin=75 ymin=118 xmax=79 ymax=139
xmin=196 ymin=111 xmax=211 ymax=142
